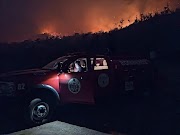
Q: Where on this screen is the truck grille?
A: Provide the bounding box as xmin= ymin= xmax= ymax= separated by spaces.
xmin=0 ymin=81 xmax=16 ymax=96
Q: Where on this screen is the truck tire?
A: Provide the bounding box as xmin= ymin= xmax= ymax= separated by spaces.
xmin=24 ymin=96 xmax=56 ymax=126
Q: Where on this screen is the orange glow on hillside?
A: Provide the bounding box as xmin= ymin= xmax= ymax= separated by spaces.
xmin=38 ymin=6 xmax=142 ymax=36
xmin=37 ymin=1 xmax=178 ymax=37
xmin=40 ymin=25 xmax=60 ymax=36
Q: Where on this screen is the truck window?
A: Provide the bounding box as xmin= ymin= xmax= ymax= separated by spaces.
xmin=68 ymin=58 xmax=88 ymax=73
xmin=92 ymin=58 xmax=108 ymax=70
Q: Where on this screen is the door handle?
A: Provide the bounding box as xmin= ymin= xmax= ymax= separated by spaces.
xmin=80 ymin=76 xmax=88 ymax=80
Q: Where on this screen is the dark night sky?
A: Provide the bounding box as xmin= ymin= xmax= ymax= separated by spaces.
xmin=0 ymin=0 xmax=179 ymax=42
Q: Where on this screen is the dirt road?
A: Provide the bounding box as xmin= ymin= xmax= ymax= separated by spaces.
xmin=8 ymin=121 xmax=110 ymax=135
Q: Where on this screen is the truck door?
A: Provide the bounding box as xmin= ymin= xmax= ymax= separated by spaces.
xmin=59 ymin=57 xmax=95 ymax=104
xmin=90 ymin=57 xmax=112 ymax=100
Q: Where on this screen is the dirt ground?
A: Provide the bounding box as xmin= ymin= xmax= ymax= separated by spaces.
xmin=8 ymin=121 xmax=110 ymax=135
xmin=0 ymin=96 xmax=172 ymax=135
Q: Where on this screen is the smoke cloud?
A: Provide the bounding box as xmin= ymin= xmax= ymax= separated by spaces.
xmin=0 ymin=0 xmax=179 ymax=42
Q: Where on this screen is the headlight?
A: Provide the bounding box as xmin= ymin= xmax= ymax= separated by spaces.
xmin=0 ymin=81 xmax=16 ymax=96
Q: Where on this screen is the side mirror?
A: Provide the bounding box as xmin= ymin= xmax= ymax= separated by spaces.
xmin=57 ymin=62 xmax=63 ymax=73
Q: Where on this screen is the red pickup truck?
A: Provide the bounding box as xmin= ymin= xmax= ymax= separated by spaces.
xmin=0 ymin=53 xmax=154 ymax=125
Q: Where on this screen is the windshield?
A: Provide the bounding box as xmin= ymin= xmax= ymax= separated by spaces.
xmin=42 ymin=56 xmax=68 ymax=70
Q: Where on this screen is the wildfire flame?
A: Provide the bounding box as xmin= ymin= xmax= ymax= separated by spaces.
xmin=38 ymin=1 xmax=179 ymax=37
xmin=40 ymin=25 xmax=60 ymax=37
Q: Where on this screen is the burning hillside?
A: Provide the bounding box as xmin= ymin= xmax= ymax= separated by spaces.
xmin=0 ymin=0 xmax=179 ymax=42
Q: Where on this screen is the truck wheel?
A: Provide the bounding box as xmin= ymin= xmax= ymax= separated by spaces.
xmin=25 ymin=97 xmax=55 ymax=126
